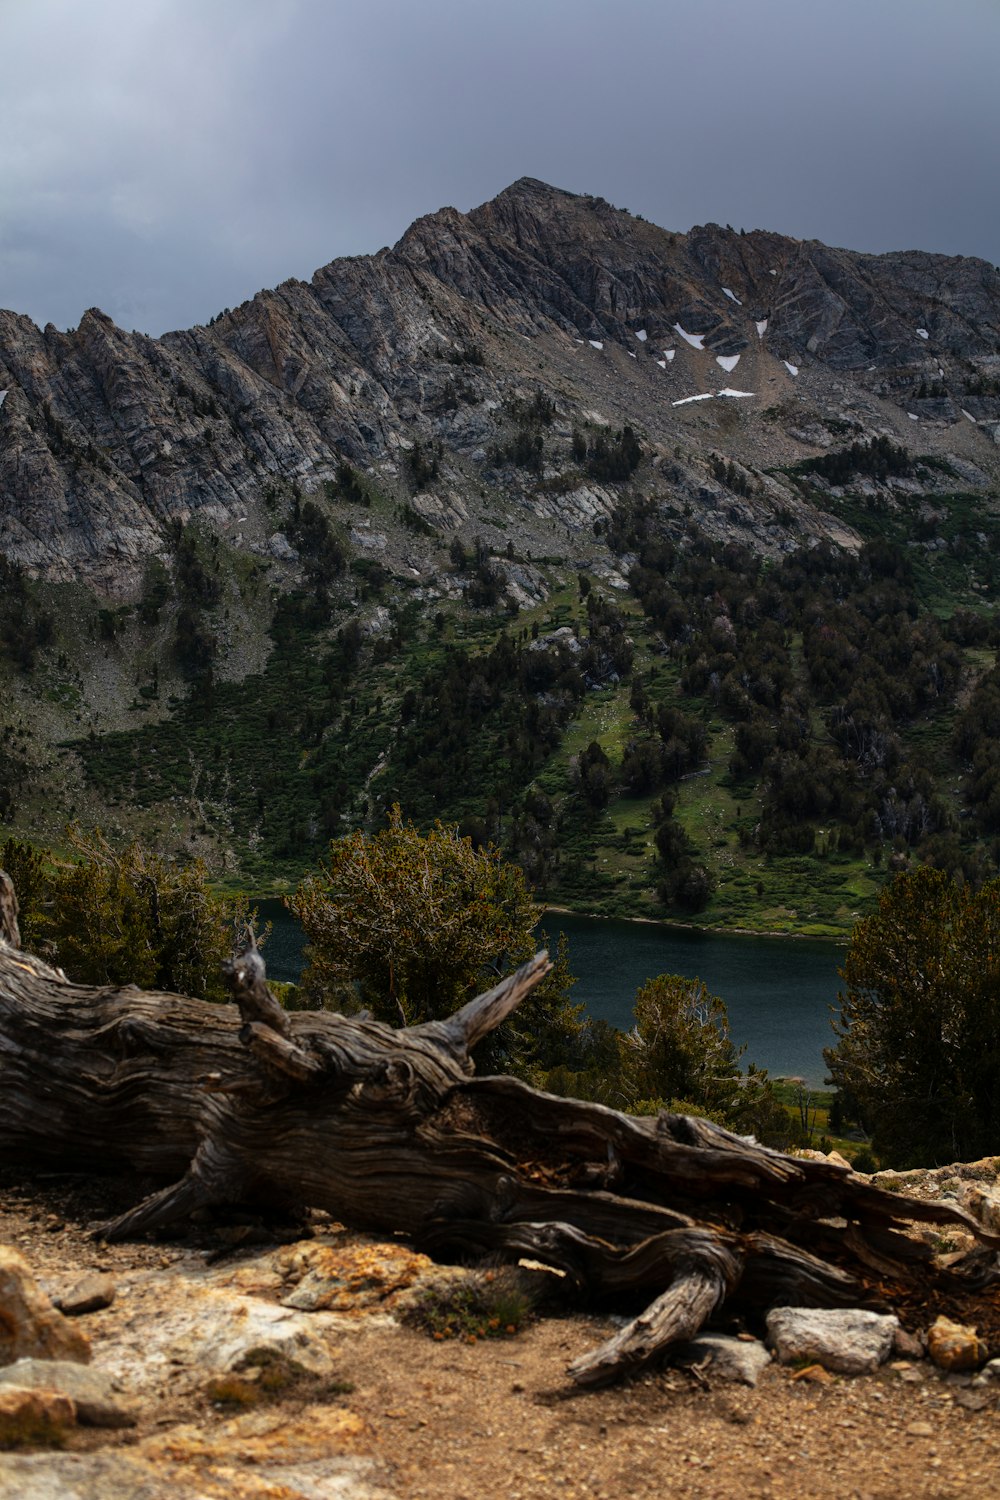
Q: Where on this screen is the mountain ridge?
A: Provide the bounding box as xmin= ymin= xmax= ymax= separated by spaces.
xmin=1 ymin=177 xmax=998 ymax=591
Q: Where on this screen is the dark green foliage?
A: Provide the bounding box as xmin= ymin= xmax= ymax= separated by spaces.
xmin=174 ymin=603 xmax=217 ymax=680
xmin=577 ymin=740 xmax=611 ymax=808
xmin=654 ymin=814 xmax=713 ymax=913
xmin=399 ymin=502 xmax=435 ymax=535
xmin=0 ymin=742 xmax=30 ymax=825
xmin=493 ymin=392 xmax=557 ymax=472
xmin=954 ymin=663 xmax=1000 ymax=834
xmin=0 ymin=559 xmax=54 ymax=671
xmin=292 ymin=806 xmax=541 ymax=1023
xmin=12 ymin=827 xmax=248 ymax=1000
xmin=290 ymin=499 xmax=347 ymax=616
xmin=137 ymin=558 xmax=171 ymax=624
xmin=584 ymin=425 xmax=642 ymax=482
xmin=350 ymin=556 xmax=389 ymax=600
xmin=624 ymin=519 xmax=968 ymax=865
xmin=72 ymin=600 xmax=371 ymax=877
xmin=579 ymin=592 xmax=634 ymax=684
xmin=46 ymin=426 xmax=1000 ymax=931
xmin=173 ymin=525 xmax=221 ymax=607
xmin=710 ymin=453 xmax=755 ymax=497
xmin=826 ymin=867 xmax=1000 ymax=1166
xmin=292 ymin=500 xmax=347 ymax=573
xmin=465 ymin=541 xmax=505 ymax=608
xmin=292 ymin=810 xmax=583 ymax=1076
xmin=482 ymin=929 xmax=585 ymax=1079
xmin=0 ymin=838 xmax=46 ymax=948
xmin=793 ymin=434 xmax=913 ymax=486
xmin=492 ymin=425 xmax=543 ymax=472
xmin=503 ymin=390 xmax=556 ymax=427
xmin=377 ymin=630 xmax=583 ymax=824
xmin=406 ymin=439 xmax=440 ymax=489
xmin=504 ymin=788 xmax=557 ymax=893
xmin=333 ymin=461 xmax=369 ymax=506
xmin=623 ymin=699 xmax=706 ymax=794
xmin=624 ymin=974 xmax=794 ymax=1146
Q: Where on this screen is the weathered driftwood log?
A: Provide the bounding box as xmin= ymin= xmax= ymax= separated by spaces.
xmin=1 ymin=897 xmax=998 ymax=1387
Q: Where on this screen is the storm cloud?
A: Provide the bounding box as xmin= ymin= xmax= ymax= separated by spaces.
xmin=3 ymin=0 xmax=998 ymax=335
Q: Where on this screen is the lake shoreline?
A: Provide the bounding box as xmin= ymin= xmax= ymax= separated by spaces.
xmin=538 ymin=904 xmax=849 ymax=947
xmin=254 ymin=890 xmax=850 ymax=948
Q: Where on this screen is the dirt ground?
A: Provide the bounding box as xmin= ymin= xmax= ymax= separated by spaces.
xmin=2 ymin=1168 xmax=1000 ymax=1500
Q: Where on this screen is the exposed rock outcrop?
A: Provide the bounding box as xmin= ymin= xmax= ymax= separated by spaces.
xmin=2 ymin=178 xmax=998 ymax=589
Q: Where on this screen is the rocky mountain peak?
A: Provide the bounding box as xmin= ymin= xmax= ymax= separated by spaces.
xmin=0 ymin=179 xmax=998 ymax=590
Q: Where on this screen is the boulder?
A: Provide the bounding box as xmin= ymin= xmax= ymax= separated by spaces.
xmin=267 ymin=531 xmax=298 ymax=562
xmin=892 ymin=1325 xmax=925 ymax=1360
xmin=674 ymin=1333 xmax=771 ymax=1386
xmin=277 ymin=1240 xmax=437 ymax=1314
xmin=766 ymin=1307 xmax=899 ymax=1375
xmin=0 ymin=1359 xmax=135 ymax=1428
xmin=926 ymin=1316 xmax=987 ymax=1372
xmin=0 ymin=1405 xmax=381 ymax=1500
xmin=0 ymin=1385 xmax=76 ymax=1446
xmin=958 ymin=1180 xmax=1000 ymax=1236
xmin=0 ymin=1247 xmax=91 ymax=1366
xmin=54 ymin=1274 xmax=116 ymax=1318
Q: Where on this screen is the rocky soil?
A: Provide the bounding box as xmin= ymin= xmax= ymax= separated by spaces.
xmin=2 ymin=1166 xmax=999 ymax=1500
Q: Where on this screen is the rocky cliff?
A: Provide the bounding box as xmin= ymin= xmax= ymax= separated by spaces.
xmin=2 ymin=177 xmax=999 ymax=590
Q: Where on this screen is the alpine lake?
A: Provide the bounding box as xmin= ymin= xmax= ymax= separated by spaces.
xmin=255 ymin=902 xmax=844 ymax=1088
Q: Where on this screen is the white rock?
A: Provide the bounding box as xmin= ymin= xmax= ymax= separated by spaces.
xmin=267 ymin=531 xmax=298 ymax=561
xmin=959 ymin=1176 xmax=1000 ymax=1236
xmin=351 ymin=529 xmax=387 ymax=552
xmin=766 ymin=1307 xmax=900 ymax=1375
xmin=677 ymin=1333 xmax=771 ymax=1385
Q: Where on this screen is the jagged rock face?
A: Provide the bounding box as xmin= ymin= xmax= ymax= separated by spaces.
xmin=1 ymin=176 xmax=999 ymax=585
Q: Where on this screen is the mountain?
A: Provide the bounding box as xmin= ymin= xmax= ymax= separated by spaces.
xmin=2 ymin=178 xmax=1000 ymax=928
xmin=2 ymin=176 xmax=998 ymax=588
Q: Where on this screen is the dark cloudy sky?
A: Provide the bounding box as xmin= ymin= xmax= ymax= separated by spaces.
xmin=3 ymin=0 xmax=998 ymax=336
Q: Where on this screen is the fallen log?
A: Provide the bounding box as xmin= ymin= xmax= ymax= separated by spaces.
xmin=1 ymin=890 xmax=998 ymax=1387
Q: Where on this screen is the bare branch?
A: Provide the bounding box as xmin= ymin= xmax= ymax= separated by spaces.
xmin=422 ymin=949 xmax=552 ymax=1054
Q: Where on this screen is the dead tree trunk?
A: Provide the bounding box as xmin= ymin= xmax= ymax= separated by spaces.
xmin=0 ymin=914 xmax=997 ymax=1387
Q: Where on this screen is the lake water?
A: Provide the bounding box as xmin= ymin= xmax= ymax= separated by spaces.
xmin=255 ymin=900 xmax=844 ymax=1087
